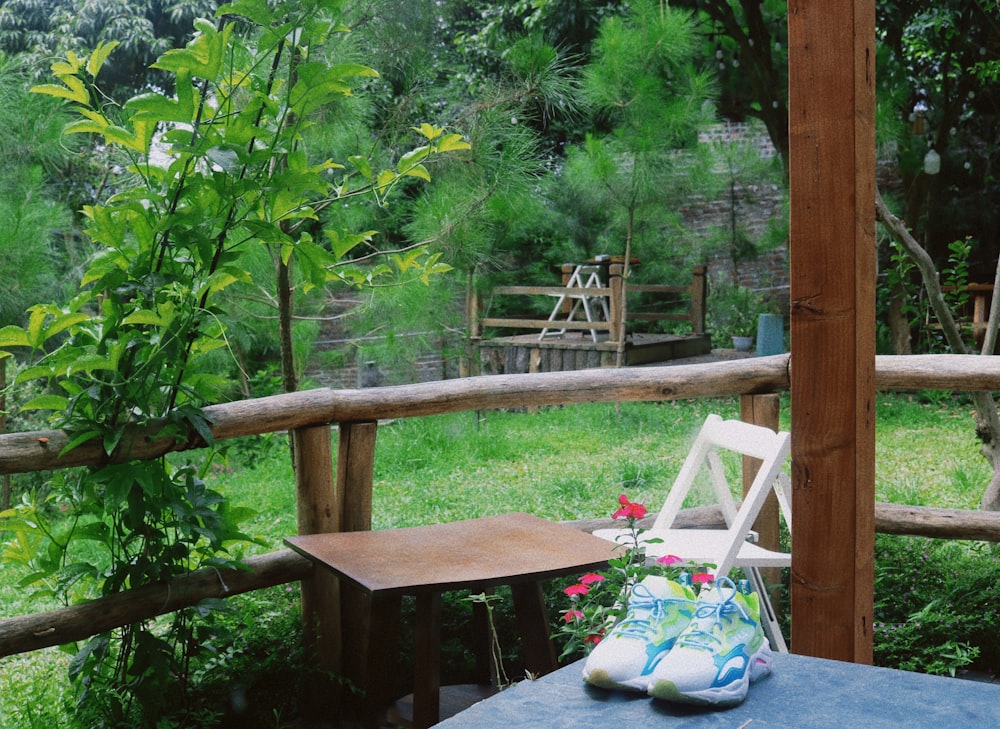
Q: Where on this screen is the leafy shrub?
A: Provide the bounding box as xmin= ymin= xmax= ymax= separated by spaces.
xmin=874 ymin=535 xmax=1000 ymax=677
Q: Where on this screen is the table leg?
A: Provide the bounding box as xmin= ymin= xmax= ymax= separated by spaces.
xmin=510 ymin=581 xmax=557 ymax=677
xmin=413 ymin=592 xmax=442 ymax=729
xmin=362 ymin=592 xmax=402 ymax=729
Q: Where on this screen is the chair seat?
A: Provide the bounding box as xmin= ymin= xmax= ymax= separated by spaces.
xmin=592 ymin=527 xmax=790 ymax=570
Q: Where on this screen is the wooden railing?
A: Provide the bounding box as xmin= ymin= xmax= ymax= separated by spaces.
xmin=4 ymin=353 xmax=1000 ymax=663
xmin=479 ymin=263 xmax=707 ymax=341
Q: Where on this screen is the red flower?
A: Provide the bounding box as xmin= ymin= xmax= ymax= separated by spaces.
xmin=692 ymin=572 xmax=715 ymax=584
xmin=612 ymin=493 xmax=647 ymax=521
xmin=585 ymin=633 xmax=603 ymax=644
xmin=563 ymin=609 xmax=585 ymax=623
xmin=564 ymin=583 xmax=589 ymax=596
xmin=579 ymin=573 xmax=605 ymax=585
xmin=657 ymin=555 xmax=683 ymax=566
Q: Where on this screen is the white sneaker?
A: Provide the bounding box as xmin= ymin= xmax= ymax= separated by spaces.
xmin=581 ymin=576 xmax=697 ymax=691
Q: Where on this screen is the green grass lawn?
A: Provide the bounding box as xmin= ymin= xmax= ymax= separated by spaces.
xmin=0 ymin=392 xmax=995 ymax=727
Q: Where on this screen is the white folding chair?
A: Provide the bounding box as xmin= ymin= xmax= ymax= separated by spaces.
xmin=539 ymin=265 xmax=610 ymax=343
xmin=593 ymin=414 xmax=792 ymax=652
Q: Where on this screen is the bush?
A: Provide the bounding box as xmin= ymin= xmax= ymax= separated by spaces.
xmin=874 ymin=535 xmax=1000 ymax=677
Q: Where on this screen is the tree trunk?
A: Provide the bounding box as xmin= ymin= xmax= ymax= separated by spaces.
xmin=887 ymin=281 xmax=912 ymax=355
xmin=876 ymin=188 xmax=1000 ymax=510
xmin=277 ymin=255 xmax=298 ymax=394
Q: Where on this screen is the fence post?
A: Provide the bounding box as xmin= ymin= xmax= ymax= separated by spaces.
xmin=293 ymin=424 xmax=342 ymax=714
xmin=690 ymin=265 xmax=707 ymax=335
xmin=334 ymin=420 xmax=379 ymax=719
xmin=560 ymin=263 xmax=574 ymax=316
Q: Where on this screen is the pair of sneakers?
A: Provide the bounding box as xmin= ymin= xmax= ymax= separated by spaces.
xmin=581 ymin=575 xmax=773 ymax=707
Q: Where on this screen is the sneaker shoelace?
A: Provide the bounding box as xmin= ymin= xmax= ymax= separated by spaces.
xmin=675 ymin=582 xmax=752 ymax=651
xmin=613 ymin=582 xmax=692 ymax=640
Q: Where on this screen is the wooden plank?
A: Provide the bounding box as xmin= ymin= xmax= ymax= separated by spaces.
xmin=627 ymin=313 xmax=689 ymax=322
xmin=481 ymin=318 xmax=612 ymax=332
xmin=788 ymin=0 xmax=876 ymax=663
xmin=493 ymin=285 xmax=612 ymax=296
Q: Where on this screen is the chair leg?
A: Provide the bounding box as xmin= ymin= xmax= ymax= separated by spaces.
xmin=746 ymin=567 xmax=788 ymax=653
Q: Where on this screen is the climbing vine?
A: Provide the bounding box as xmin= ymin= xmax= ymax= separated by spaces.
xmin=0 ymin=0 xmax=466 ymax=724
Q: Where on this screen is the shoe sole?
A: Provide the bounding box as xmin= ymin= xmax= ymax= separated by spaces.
xmin=648 ymin=646 xmax=774 ymax=707
xmin=583 ymin=668 xmax=651 ymax=692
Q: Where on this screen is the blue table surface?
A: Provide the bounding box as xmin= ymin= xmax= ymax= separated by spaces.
xmin=435 ymin=652 xmax=1000 ymax=728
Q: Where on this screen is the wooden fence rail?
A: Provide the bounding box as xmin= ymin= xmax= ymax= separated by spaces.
xmin=6 ymin=502 xmax=1000 ymax=658
xmin=4 ymin=353 xmax=1000 ymax=662
xmin=4 ymin=353 xmax=1000 ymax=476
xmin=481 ymin=263 xmax=707 ymax=342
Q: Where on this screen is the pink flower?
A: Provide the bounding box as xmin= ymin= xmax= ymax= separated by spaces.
xmin=564 ymin=583 xmax=589 ymax=596
xmin=563 ymin=609 xmax=585 ymax=623
xmin=692 ymin=573 xmax=715 ymax=584
xmin=579 ymin=573 xmax=605 ymax=585
xmin=657 ymin=555 xmax=683 ymax=566
xmin=612 ymin=494 xmax=647 ymax=521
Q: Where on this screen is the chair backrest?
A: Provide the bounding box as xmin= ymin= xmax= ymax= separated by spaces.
xmin=650 ymin=414 xmax=791 ymax=574
xmin=565 ymin=265 xmax=604 ymax=293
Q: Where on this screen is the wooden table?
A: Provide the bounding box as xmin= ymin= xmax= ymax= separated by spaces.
xmin=285 ymin=512 xmax=616 ymax=728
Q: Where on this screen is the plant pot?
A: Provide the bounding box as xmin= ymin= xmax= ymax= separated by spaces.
xmin=732 ymin=335 xmax=754 ymax=352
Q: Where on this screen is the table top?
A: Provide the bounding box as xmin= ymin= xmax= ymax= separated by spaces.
xmin=435 ymin=652 xmax=1000 ymax=728
xmin=284 ymin=512 xmax=616 ymax=596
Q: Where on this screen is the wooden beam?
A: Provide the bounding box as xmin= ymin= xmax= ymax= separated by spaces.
xmin=0 ymin=550 xmax=311 ymax=657
xmin=8 ymin=354 xmax=1000 ymax=477
xmin=788 ymin=0 xmax=877 ymax=662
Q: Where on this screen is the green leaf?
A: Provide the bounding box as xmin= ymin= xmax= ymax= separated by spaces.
xmin=216 ymin=0 xmax=273 ymax=26
xmin=398 ymin=145 xmax=430 ymax=172
xmin=30 ymin=79 xmax=89 ymax=105
xmin=413 ymin=123 xmax=444 ymax=140
xmin=86 ymin=40 xmax=120 ymax=79
xmin=64 ymin=119 xmax=107 ymax=136
xmin=349 ymin=155 xmax=373 ymax=180
xmin=21 ymin=395 xmax=69 ymax=412
xmin=376 ymin=169 xmax=398 ymax=194
xmin=126 ymin=71 xmax=197 ymax=123
xmin=325 ymin=229 xmax=377 ymax=260
xmin=67 ymin=354 xmax=117 ymax=376
xmin=435 ymin=133 xmax=472 ymax=153
xmin=152 ymin=19 xmax=229 ymax=80
xmin=122 ymin=309 xmax=167 ymax=327
xmin=401 ymin=163 xmax=431 ymax=182
xmin=101 ymin=119 xmax=156 ymax=154
xmin=0 ymin=325 xmax=31 ymax=348
xmin=60 ymin=430 xmax=101 ymax=456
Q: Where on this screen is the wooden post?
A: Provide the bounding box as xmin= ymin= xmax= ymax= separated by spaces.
xmin=334 ymin=421 xmax=380 ymax=721
xmin=609 ymin=264 xmax=625 ymax=363
xmin=293 ymin=424 xmax=343 ymax=712
xmin=560 ymin=263 xmax=574 ymax=316
xmin=788 ymin=0 xmax=876 ymax=662
xmin=740 ymin=394 xmax=782 ymax=612
xmin=690 ymin=265 xmax=707 ymax=336
xmin=336 ymin=421 xmax=378 ymax=532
